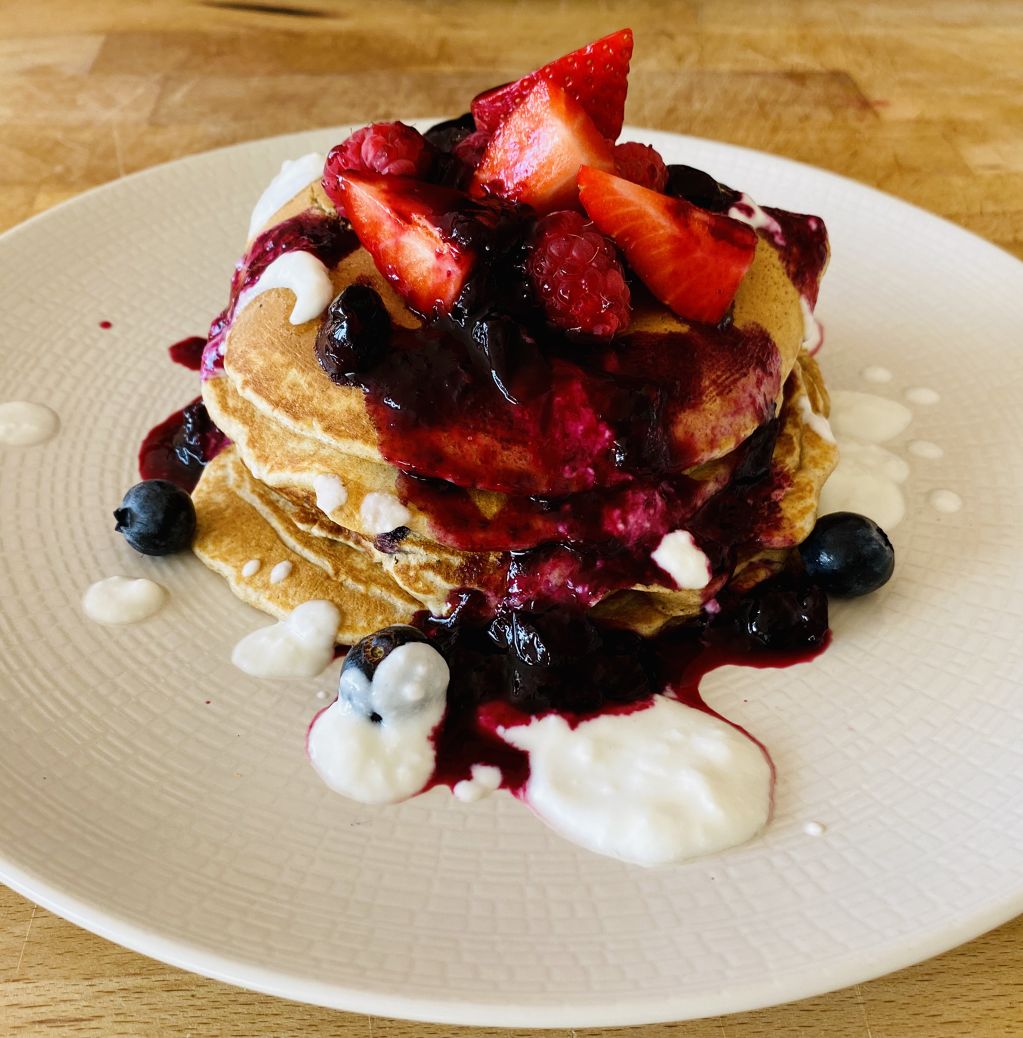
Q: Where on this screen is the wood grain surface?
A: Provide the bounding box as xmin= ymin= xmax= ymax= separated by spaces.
xmin=1 ymin=1 xmax=1021 ymax=1034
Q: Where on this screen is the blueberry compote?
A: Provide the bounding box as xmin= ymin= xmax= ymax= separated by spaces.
xmin=410 ymin=568 xmax=828 ymax=795
xmin=138 ymin=397 xmax=229 ymax=492
xmin=201 ymin=210 xmax=358 ymax=379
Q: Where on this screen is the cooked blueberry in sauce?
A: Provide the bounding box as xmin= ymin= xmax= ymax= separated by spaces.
xmin=315 ymin=284 xmax=391 ymax=384
xmin=664 ymin=164 xmax=742 ymax=213
xmin=799 ymin=511 xmax=895 ymax=597
xmin=714 ymin=572 xmax=829 ymax=652
xmin=114 ymin=479 xmax=196 ymax=555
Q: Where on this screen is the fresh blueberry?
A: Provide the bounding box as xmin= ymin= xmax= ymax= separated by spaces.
xmin=799 ymin=511 xmax=895 ymax=597
xmin=314 ymin=284 xmax=390 ymax=384
xmin=339 ymin=625 xmax=449 ymax=722
xmin=114 ymin=479 xmax=196 ymax=555
xmin=664 ymin=164 xmax=741 ymax=213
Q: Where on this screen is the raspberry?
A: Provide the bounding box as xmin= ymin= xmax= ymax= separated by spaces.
xmin=526 ymin=210 xmax=631 ymax=339
xmin=451 ymin=129 xmax=490 ymax=171
xmin=613 ymin=142 xmax=668 ymax=192
xmin=322 ymin=122 xmax=432 ymax=211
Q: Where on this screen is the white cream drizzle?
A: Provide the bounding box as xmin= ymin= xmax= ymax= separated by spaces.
xmin=248 ymin=152 xmax=325 ymax=240
xmin=236 ymin=251 xmax=334 ymax=325
xmin=727 ymin=192 xmax=786 ymax=246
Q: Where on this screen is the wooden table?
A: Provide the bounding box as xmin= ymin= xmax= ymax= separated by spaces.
xmin=2 ymin=2 xmax=1021 ymax=1034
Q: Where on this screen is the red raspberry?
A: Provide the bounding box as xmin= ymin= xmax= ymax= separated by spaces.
xmin=322 ymin=122 xmax=432 ymax=211
xmin=526 ymin=211 xmax=631 ymax=339
xmin=451 ymin=129 xmax=491 ymax=172
xmin=613 ymin=142 xmax=668 ymax=192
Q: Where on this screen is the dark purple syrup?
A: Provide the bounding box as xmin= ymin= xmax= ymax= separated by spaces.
xmin=410 ymin=571 xmax=829 ymax=793
xmin=168 ymin=336 xmax=207 ymax=371
xmin=138 ymin=397 xmax=229 ymax=492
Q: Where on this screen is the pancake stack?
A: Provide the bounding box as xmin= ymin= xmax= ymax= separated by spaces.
xmin=192 ymin=174 xmax=838 ymax=643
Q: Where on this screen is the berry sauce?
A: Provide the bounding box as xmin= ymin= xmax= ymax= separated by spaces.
xmin=168 ymin=336 xmax=207 ymax=371
xmin=138 ymin=397 xmax=229 ymax=492
xmin=412 ymin=572 xmax=829 ymax=794
xmin=200 ymin=211 xmax=358 ymax=379
xmin=99 ymin=320 xmax=113 ymax=330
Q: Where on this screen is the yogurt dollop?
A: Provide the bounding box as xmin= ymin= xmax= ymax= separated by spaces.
xmin=232 ymin=600 xmax=340 ymax=679
xmin=308 ymin=642 xmax=450 ymax=804
xmin=499 ymin=696 xmax=772 ymax=867
xmin=82 ymin=576 xmax=166 ymax=625
xmin=0 ymin=401 xmax=60 ymax=446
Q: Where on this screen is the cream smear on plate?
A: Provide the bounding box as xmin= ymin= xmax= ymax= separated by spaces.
xmin=0 ymin=401 xmax=60 ymax=446
xmin=82 ymin=576 xmax=166 ymax=625
xmin=498 ymin=696 xmax=773 ymax=867
xmin=820 ymin=391 xmax=913 ymax=530
xmin=232 ymin=600 xmax=340 ymax=679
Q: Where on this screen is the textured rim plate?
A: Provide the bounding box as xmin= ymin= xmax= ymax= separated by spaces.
xmin=1 ymin=124 xmax=1021 ymax=1028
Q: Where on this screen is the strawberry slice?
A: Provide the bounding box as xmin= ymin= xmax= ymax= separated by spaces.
xmin=577 ymin=166 xmax=757 ymax=324
xmin=337 ymin=171 xmax=474 ymax=316
xmin=472 ymin=29 xmax=633 ymax=141
xmin=470 ymin=81 xmax=614 ymax=214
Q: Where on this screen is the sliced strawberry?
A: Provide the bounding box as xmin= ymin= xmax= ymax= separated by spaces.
xmin=470 ymin=81 xmax=614 ymax=214
xmin=472 ymin=28 xmax=633 ymax=141
xmin=337 ymin=171 xmax=474 ymax=316
xmin=577 ymin=166 xmax=757 ymax=324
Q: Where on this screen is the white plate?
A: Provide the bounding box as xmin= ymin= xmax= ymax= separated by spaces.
xmin=1 ymin=124 xmax=1021 ymax=1028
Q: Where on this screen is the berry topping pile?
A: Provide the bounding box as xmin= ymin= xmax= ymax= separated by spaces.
xmin=317 ymin=28 xmax=764 ymax=334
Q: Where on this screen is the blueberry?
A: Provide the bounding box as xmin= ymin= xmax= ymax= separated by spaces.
xmin=664 ymin=165 xmax=741 ymax=213
xmin=315 ymin=285 xmax=390 ymax=384
xmin=487 ymin=610 xmax=655 ymax=714
xmin=339 ymin=625 xmax=449 ymax=722
xmin=114 ymin=479 xmax=196 ymax=555
xmin=799 ymin=512 xmax=895 ymax=597
xmin=423 ymin=112 xmax=476 ymax=153
xmin=721 ymin=577 xmax=829 ymax=652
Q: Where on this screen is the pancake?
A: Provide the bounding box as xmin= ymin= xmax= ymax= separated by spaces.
xmin=191 ymin=163 xmax=836 ymax=643
xmin=192 ymin=449 xmax=421 ymax=642
xmin=220 ymin=228 xmax=805 ymax=494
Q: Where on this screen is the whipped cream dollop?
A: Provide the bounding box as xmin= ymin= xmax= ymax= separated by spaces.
xmin=82 ymin=576 xmax=166 ymax=625
xmin=248 ymin=152 xmax=325 ymax=240
xmin=232 ymin=600 xmax=339 ymax=679
xmin=236 ymin=251 xmax=334 ymax=326
xmin=0 ymin=401 xmax=60 ymax=446
xmin=499 ymin=696 xmax=772 ymax=867
xmin=651 ymin=530 xmax=712 ymax=590
xmin=308 ymin=642 xmax=449 ymax=804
